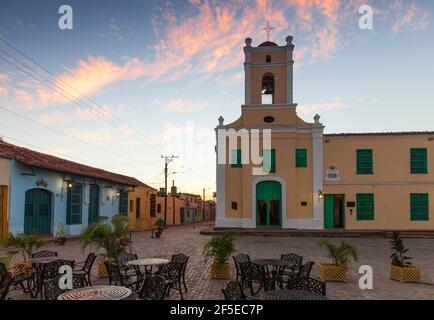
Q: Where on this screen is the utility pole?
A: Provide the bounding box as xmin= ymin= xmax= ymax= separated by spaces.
xmin=203 ymin=188 xmax=206 ymax=222
xmin=172 ymin=180 xmax=176 ymax=226
xmin=161 ymin=155 xmax=178 ymax=225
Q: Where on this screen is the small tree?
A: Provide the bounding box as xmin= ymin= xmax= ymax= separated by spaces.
xmin=81 ymin=215 xmax=129 ymax=261
xmin=203 ymin=232 xmax=236 ymax=266
xmin=1 ymin=232 xmax=45 ymax=261
xmin=318 ymin=239 xmax=358 ymax=267
xmin=390 ymin=231 xmax=412 ymax=267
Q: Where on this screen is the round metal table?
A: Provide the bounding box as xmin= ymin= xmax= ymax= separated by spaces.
xmin=58 ymin=285 xmax=132 ymax=300
xmin=262 ymin=290 xmax=327 ymax=301
xmin=126 ymin=258 xmax=169 ymax=267
xmin=126 ymin=258 xmax=170 ymax=276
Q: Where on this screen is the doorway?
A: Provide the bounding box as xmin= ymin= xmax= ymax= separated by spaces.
xmin=0 ymin=186 xmax=7 ymax=239
xmin=256 ymin=181 xmax=282 ymax=227
xmin=24 ymin=188 xmax=52 ymax=235
xmin=324 ymin=194 xmax=345 ymax=229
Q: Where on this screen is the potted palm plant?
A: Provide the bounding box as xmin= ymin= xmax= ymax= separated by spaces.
xmin=317 ymin=239 xmax=358 ymax=282
xmin=154 ymin=218 xmax=166 ymax=238
xmin=1 ymin=232 xmax=45 ymax=275
xmin=81 ymin=215 xmax=130 ymax=277
xmin=55 ymin=222 xmax=67 ymax=246
xmin=203 ymin=232 xmax=236 ymax=280
xmin=390 ymin=232 xmax=420 ymax=283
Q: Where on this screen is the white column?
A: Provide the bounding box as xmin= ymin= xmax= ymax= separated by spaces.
xmin=286 ymin=36 xmax=295 ymax=104
xmin=215 ymin=118 xmax=226 ymax=227
xmin=312 ymin=115 xmax=324 ymax=229
xmin=244 ymin=49 xmax=252 ymax=105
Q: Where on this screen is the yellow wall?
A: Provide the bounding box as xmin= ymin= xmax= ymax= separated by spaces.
xmin=0 ymin=158 xmax=9 ymax=239
xmin=0 ymin=186 xmax=8 ymax=239
xmin=127 ymin=186 xmax=157 ymax=230
xmin=324 ymin=135 xmax=434 ymax=229
xmin=224 ymin=131 xmax=313 ymax=222
xmin=157 ymin=196 xmax=184 ymax=226
xmin=0 ymin=158 xmax=9 ymax=186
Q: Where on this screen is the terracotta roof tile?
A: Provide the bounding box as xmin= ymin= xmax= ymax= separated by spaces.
xmin=0 ymin=140 xmax=146 ymax=187
xmin=324 ymin=131 xmax=434 ymax=137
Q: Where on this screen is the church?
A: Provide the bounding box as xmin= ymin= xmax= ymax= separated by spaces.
xmin=215 ymin=35 xmax=434 ymax=231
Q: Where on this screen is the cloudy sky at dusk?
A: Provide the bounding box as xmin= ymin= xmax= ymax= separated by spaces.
xmin=0 ymin=0 xmax=433 ymax=196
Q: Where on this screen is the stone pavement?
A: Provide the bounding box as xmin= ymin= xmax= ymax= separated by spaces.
xmin=6 ymin=223 xmax=434 ymax=300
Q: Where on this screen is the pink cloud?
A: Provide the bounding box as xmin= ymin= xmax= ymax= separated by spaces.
xmin=391 ymin=2 xmax=432 ymax=33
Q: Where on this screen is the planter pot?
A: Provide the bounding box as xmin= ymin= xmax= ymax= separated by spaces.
xmin=390 ymin=265 xmax=421 ymax=283
xmin=97 ymin=259 xmax=109 ymax=278
xmin=12 ymin=261 xmax=33 ymax=276
xmin=318 ymin=263 xmax=347 ymax=282
xmin=210 ymin=261 xmax=231 ymax=280
xmin=55 ymin=237 xmax=67 ymax=246
xmin=155 ymin=230 xmax=162 ymax=238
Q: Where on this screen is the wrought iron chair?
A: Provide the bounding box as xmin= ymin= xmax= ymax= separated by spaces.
xmin=156 ymin=261 xmax=184 ymax=300
xmin=232 ymin=254 xmax=251 ymax=285
xmin=31 ymin=250 xmax=58 ymax=258
xmin=171 ymin=254 xmax=189 ymax=292
xmin=0 ymin=262 xmax=31 ymax=295
xmin=138 ymin=275 xmax=169 ymax=300
xmin=278 ymin=253 xmax=303 ymax=287
xmin=222 ymin=281 xmax=247 ymax=300
xmin=73 ymin=252 xmax=96 ymax=286
xmin=294 ymin=277 xmax=326 ymax=296
xmin=286 ymin=261 xmax=315 ymax=290
xmin=34 ymin=259 xmax=75 ymax=299
xmin=240 ymin=262 xmax=274 ymax=296
xmin=43 ymin=274 xmax=85 ymax=300
xmin=116 ymin=253 xmax=141 ymax=278
xmin=104 ymin=260 xmax=142 ymax=292
xmin=0 ymin=271 xmax=13 ymax=300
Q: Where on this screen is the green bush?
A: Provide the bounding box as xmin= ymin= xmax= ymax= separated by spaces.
xmin=203 ymin=232 xmax=236 ymax=266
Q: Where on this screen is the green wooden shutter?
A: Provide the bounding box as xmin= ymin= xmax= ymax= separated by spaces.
xmin=357 ymin=149 xmax=373 ymax=175
xmin=411 ymin=148 xmax=428 ymax=174
xmin=119 ymin=190 xmax=128 ymax=215
xmin=67 ymin=185 xmax=82 ymax=225
xmin=231 ymin=149 xmax=242 ymax=168
xmin=263 ymin=149 xmax=276 ymax=173
xmin=410 ymin=193 xmax=429 ymax=221
xmin=356 ymin=193 xmax=374 ymax=221
xmin=296 ymin=149 xmax=307 ymax=168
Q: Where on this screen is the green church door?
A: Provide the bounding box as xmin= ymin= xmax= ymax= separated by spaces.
xmin=88 ymin=184 xmax=100 ymax=224
xmin=256 ymin=181 xmax=282 ymax=227
xmin=324 ymin=194 xmax=345 ymax=229
xmin=24 ymin=189 xmax=52 ymax=235
xmin=324 ymin=195 xmax=335 ymax=229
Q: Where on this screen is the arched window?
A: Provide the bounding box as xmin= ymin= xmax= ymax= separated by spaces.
xmin=261 ymin=72 xmax=275 ymax=104
xmin=266 ymin=55 xmax=271 ymax=63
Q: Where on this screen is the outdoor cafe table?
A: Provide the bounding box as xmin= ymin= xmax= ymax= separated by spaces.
xmin=58 ymin=285 xmax=132 ymax=300
xmin=126 ymin=258 xmax=170 ymax=276
xmin=262 ymin=290 xmax=327 ymax=301
xmin=252 ymin=259 xmax=298 ymax=289
xmin=29 ymin=256 xmax=74 ymax=298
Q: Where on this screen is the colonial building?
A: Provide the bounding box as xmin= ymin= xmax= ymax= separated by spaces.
xmin=127 ymin=185 xmax=158 ymax=230
xmin=0 ymin=140 xmax=145 ymax=237
xmin=215 ymin=36 xmax=434 ymax=230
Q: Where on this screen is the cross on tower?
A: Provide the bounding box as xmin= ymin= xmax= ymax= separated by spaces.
xmin=262 ymin=21 xmax=275 ymax=42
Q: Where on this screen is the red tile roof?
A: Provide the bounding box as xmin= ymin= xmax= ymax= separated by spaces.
xmin=0 ymin=140 xmax=146 ymax=187
xmin=258 ymin=41 xmax=278 ymax=47
xmin=325 ymin=131 xmax=434 ymax=137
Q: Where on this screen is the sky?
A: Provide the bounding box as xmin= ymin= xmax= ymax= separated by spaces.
xmin=0 ymin=0 xmax=433 ymax=198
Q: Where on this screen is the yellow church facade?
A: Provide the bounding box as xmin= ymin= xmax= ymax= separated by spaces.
xmin=215 ymin=36 xmax=434 ymax=231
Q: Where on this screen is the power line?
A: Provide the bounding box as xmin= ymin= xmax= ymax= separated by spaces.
xmin=0 ymin=37 xmax=148 ymax=141
xmin=0 ymin=104 xmax=147 ymax=164
xmin=0 ymin=133 xmax=133 ymax=174
xmin=0 ymin=51 xmax=129 ymax=135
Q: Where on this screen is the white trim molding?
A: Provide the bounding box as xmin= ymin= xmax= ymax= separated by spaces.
xmin=251 ymin=176 xmax=287 ymax=229
xmin=285 ymin=219 xmax=313 ymax=229
xmin=312 ymin=122 xmax=325 ymax=230
xmin=215 ymin=120 xmax=226 ymax=228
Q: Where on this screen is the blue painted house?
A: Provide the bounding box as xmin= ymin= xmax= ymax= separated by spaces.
xmin=0 ymin=140 xmax=145 ymax=237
